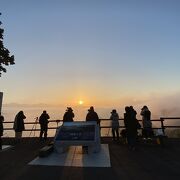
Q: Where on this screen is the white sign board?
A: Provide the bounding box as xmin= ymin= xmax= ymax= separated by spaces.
xmin=0 ymin=92 xmax=3 ymax=114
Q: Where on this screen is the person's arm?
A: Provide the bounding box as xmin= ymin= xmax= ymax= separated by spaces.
xmin=124 ymin=113 xmax=127 ymax=128
xmin=140 ymin=110 xmax=144 ymax=116
xmin=63 ymin=113 xmax=66 ymax=122
xmin=46 ymin=114 xmax=50 ymax=124
xmin=47 ymin=114 xmax=50 ymax=119
xmin=117 ymin=114 xmax=119 ymax=120
xmin=96 ymin=113 xmax=99 ymax=120
xmin=96 ymin=113 xmax=100 ymax=124
xmin=23 ymin=114 xmax=26 ymax=119
xmin=13 ymin=115 xmax=18 ymax=130
xmin=86 ymin=113 xmax=89 ymax=121
xmin=39 ymin=115 xmax=42 ymax=124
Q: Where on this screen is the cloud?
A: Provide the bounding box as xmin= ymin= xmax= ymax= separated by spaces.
xmin=2 ymin=91 xmax=180 ymax=119
xmin=148 ymin=92 xmax=180 ymax=117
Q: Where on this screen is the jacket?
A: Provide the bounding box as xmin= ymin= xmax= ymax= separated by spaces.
xmin=110 ymin=113 xmax=119 ymax=130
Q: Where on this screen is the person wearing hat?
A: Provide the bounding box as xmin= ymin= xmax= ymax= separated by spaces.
xmin=63 ymin=107 xmax=75 ymax=122
xmin=86 ymin=106 xmax=100 ymax=125
xmin=140 ymin=105 xmax=153 ymax=139
xmin=110 ymin=109 xmax=120 ymax=141
xmin=83 ymin=106 xmax=100 ymax=153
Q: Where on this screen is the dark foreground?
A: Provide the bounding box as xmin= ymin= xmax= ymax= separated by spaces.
xmin=0 ymin=137 xmax=180 ymax=180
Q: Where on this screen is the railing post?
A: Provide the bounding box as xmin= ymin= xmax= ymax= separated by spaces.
xmin=160 ymin=118 xmax=165 ymax=135
xmin=0 ymin=92 xmax=3 ymax=114
xmin=99 ymin=119 xmax=101 ymax=137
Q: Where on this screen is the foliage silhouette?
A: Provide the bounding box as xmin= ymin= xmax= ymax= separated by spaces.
xmin=0 ymin=13 xmax=15 ymax=77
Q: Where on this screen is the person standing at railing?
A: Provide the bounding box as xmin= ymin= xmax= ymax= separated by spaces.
xmin=83 ymin=106 xmax=100 ymax=153
xmin=130 ymin=106 xmax=137 ymax=119
xmin=86 ymin=106 xmax=100 ymax=125
xmin=13 ymin=111 xmax=26 ymax=142
xmin=140 ymin=105 xmax=153 ymax=139
xmin=0 ymin=113 xmax=4 ymax=150
xmin=124 ymin=106 xmax=137 ymax=151
xmin=110 ymin=109 xmax=119 ymax=142
xmin=39 ymin=110 xmax=50 ymax=141
xmin=63 ymin=107 xmax=74 ymax=122
xmin=130 ymin=105 xmax=141 ymax=133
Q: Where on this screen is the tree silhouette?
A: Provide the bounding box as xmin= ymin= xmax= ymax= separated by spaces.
xmin=0 ymin=13 xmax=15 ymax=77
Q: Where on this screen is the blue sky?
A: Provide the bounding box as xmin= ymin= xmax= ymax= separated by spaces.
xmin=0 ymin=0 xmax=180 ymax=115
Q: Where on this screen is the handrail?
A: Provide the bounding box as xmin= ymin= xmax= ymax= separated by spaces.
xmin=3 ymin=117 xmax=180 ymax=133
xmin=160 ymin=117 xmax=180 ymax=120
xmin=2 ymin=117 xmax=180 ymax=138
xmin=160 ymin=117 xmax=180 ymax=134
xmin=3 ymin=119 xmax=63 ymax=124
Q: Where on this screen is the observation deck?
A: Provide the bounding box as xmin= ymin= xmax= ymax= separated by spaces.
xmin=0 ymin=137 xmax=180 ymax=180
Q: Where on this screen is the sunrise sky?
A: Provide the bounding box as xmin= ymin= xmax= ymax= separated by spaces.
xmin=1 ymin=0 xmax=180 ymax=117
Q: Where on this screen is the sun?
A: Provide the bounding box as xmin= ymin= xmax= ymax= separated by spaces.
xmin=78 ymin=100 xmax=84 ymax=105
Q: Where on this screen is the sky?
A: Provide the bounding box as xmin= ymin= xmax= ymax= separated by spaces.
xmin=0 ymin=0 xmax=180 ymax=118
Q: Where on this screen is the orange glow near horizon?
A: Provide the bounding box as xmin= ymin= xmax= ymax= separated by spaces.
xmin=78 ymin=100 xmax=84 ymax=105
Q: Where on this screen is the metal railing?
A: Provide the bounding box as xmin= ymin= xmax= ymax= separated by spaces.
xmin=2 ymin=117 xmax=180 ymax=137
xmin=3 ymin=119 xmax=63 ymax=131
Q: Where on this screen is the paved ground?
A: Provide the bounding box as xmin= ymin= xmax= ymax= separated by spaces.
xmin=0 ymin=137 xmax=180 ymax=180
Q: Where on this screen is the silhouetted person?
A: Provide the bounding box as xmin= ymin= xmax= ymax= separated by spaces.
xmin=140 ymin=105 xmax=153 ymax=138
xmin=39 ymin=110 xmax=50 ymax=141
xmin=130 ymin=106 xmax=141 ymax=133
xmin=63 ymin=107 xmax=74 ymax=122
xmin=83 ymin=106 xmax=100 ymax=153
xmin=130 ymin=106 xmax=137 ymax=119
xmin=124 ymin=106 xmax=137 ymax=150
xmin=110 ymin=109 xmax=119 ymax=141
xmin=13 ymin=111 xmax=26 ymax=142
xmin=0 ymin=114 xmax=4 ymax=150
xmin=86 ymin=106 xmax=100 ymax=125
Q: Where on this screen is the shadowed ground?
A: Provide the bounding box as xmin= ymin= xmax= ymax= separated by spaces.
xmin=0 ymin=137 xmax=180 ymax=180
